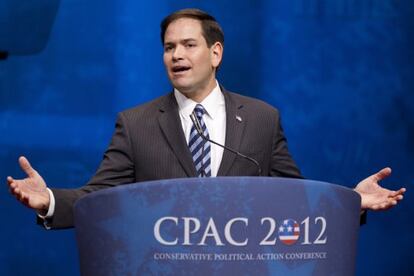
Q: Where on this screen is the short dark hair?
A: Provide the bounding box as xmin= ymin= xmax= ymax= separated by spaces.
xmin=160 ymin=8 xmax=224 ymax=47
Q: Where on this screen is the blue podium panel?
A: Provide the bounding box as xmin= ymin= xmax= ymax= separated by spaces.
xmin=74 ymin=177 xmax=361 ymax=275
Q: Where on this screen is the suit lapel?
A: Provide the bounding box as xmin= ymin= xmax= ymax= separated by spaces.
xmin=158 ymin=93 xmax=197 ymax=177
xmin=217 ymin=91 xmax=246 ymax=176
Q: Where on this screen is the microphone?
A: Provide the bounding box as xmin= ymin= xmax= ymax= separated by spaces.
xmin=190 ymin=112 xmax=262 ymax=176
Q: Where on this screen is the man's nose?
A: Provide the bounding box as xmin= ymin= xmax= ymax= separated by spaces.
xmin=172 ymin=45 xmax=184 ymax=61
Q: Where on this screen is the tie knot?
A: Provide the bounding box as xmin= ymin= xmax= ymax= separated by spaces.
xmin=193 ymin=104 xmax=206 ymax=117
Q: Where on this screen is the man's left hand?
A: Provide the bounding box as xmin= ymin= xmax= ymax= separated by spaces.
xmin=355 ymin=167 xmax=406 ymax=211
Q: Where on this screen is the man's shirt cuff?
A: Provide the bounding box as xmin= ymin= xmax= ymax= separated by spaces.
xmin=37 ymin=188 xmax=55 ymax=219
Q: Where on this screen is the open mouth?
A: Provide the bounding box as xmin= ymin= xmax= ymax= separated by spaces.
xmin=172 ymin=65 xmax=191 ymax=74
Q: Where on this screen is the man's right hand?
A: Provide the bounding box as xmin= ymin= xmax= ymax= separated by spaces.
xmin=7 ymin=156 xmax=50 ymax=214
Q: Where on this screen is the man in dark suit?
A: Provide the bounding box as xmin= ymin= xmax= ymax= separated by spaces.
xmin=7 ymin=9 xmax=405 ymax=229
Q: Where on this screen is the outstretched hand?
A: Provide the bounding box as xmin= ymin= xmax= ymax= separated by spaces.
xmin=355 ymin=167 xmax=406 ymax=211
xmin=7 ymin=156 xmax=50 ymax=213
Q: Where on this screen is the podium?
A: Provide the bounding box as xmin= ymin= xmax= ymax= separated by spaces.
xmin=74 ymin=177 xmax=361 ymax=275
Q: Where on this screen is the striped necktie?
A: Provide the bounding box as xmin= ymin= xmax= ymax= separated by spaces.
xmin=189 ymin=104 xmax=211 ymax=177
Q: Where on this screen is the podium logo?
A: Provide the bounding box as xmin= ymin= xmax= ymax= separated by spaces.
xmin=278 ymin=219 xmax=300 ymax=245
xmin=154 ymin=216 xmax=327 ymax=247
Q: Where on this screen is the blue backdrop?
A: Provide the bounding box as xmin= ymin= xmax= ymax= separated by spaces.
xmin=1 ymin=0 xmax=413 ymax=275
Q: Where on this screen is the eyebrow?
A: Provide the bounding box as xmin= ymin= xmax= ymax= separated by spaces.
xmin=164 ymin=38 xmax=197 ymax=46
xmin=181 ymin=38 xmax=197 ymax=43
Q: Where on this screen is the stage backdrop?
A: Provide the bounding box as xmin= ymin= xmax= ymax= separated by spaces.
xmin=1 ymin=0 xmax=413 ymax=275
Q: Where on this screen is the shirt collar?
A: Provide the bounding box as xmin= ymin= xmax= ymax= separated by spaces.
xmin=174 ymin=81 xmax=225 ymax=120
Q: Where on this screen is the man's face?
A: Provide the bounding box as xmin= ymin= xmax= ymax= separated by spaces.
xmin=163 ymin=18 xmax=222 ymax=99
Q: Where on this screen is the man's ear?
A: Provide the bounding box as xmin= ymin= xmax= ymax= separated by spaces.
xmin=211 ymin=42 xmax=223 ymax=69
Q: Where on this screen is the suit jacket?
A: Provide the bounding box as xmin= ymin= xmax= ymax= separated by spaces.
xmin=44 ymin=89 xmax=302 ymax=229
